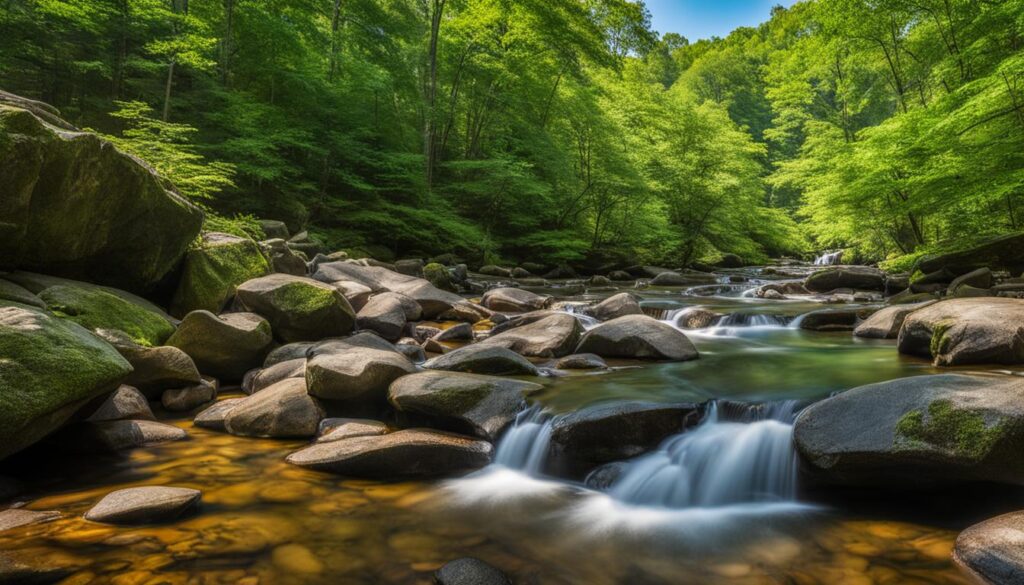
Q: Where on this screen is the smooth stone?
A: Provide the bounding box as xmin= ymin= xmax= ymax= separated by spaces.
xmin=584 ymin=292 xmax=642 ymax=321
xmin=674 ymin=307 xmax=722 ymax=329
xmin=797 ymin=308 xmax=862 ymax=332
xmin=261 ymin=238 xmax=307 ymax=276
xmin=423 ymin=345 xmax=539 ymax=376
xmin=272 ymin=543 xmax=324 ymax=575
xmin=434 ymin=557 xmax=511 ymax=585
xmin=481 ymin=287 xmax=551 ymax=312
xmin=166 ymin=311 xmax=273 ymax=380
xmin=316 ymin=419 xmax=388 ymax=443
xmin=356 ymin=293 xmax=410 ymax=342
xmin=950 ymin=267 xmax=993 ymax=291
xmin=235 ymin=274 xmax=356 ymax=343
xmin=552 ymin=353 xmax=607 ymax=369
xmin=329 ymin=280 xmax=373 ymax=312
xmin=84 ymin=486 xmax=201 ymax=524
xmin=224 ymin=378 xmax=324 ymax=438
xmin=96 ymin=329 xmax=201 ymax=395
xmin=853 ymin=301 xmax=935 ymax=339
xmin=87 ymin=385 xmax=155 ymax=422
xmin=161 ymin=378 xmax=217 ymax=412
xmin=479 ymin=312 xmax=583 ymax=358
xmin=311 ymin=262 xmax=463 ymax=318
xmin=575 ymin=315 xmax=698 ymax=361
xmin=242 ymin=358 xmax=306 ymax=394
xmin=437 ymin=302 xmax=493 ymax=323
xmin=650 ymin=271 xmax=717 ymax=286
xmin=394 ymin=339 xmax=426 ymax=363
xmin=804 ymin=266 xmax=885 ymax=292
xmin=70 ymin=420 xmax=187 ymax=452
xmin=954 ymin=510 xmax=1024 ymax=585
xmin=898 ymin=298 xmax=1024 ymax=365
xmin=432 ymin=322 xmax=473 ymax=342
xmin=305 ymin=333 xmax=416 ymax=403
xmin=193 ymin=398 xmax=245 ymax=432
xmin=264 ymin=342 xmax=314 ymax=366
xmin=0 ymin=509 xmax=60 ymax=532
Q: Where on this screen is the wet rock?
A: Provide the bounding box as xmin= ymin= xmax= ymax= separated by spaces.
xmin=170 ymin=232 xmax=272 ymax=318
xmin=511 ymin=267 xmax=532 ymax=279
xmin=757 ymin=282 xmax=809 ymax=297
xmin=242 ymin=358 xmax=306 ymax=394
xmin=167 ymin=311 xmax=273 ymax=380
xmin=356 ymin=293 xmax=409 ymax=341
xmin=85 ymin=486 xmax=201 ymax=524
xmin=389 ymin=371 xmax=541 ymax=440
xmin=804 ymin=266 xmax=885 ymax=292
xmin=481 ymin=287 xmax=551 ymax=312
xmin=885 ymin=274 xmax=910 ymax=295
xmin=0 ymin=509 xmax=60 ymax=532
xmin=224 ymin=378 xmax=324 ymax=438
xmin=576 ymin=315 xmax=698 ymax=361
xmin=853 ymin=301 xmax=936 ymax=339
xmin=316 ymin=418 xmax=388 ymax=443
xmin=584 ymin=292 xmax=642 ymax=321
xmin=0 ymin=553 xmax=77 ymax=584
xmin=394 ymin=338 xmax=426 ymax=362
xmin=423 ymin=345 xmax=539 ymax=376
xmin=193 ymin=398 xmax=245 ymax=432
xmin=794 ymin=374 xmax=1024 ymax=487
xmin=479 ymin=312 xmax=583 ymax=358
xmin=437 ymin=302 xmax=492 ymax=323
xmin=478 ymin=265 xmax=512 ymax=277
xmin=97 ymin=330 xmax=201 ymax=396
xmin=954 ymin=510 xmax=1024 ymax=585
xmin=162 ymin=378 xmax=217 ymax=412
xmin=650 ymin=271 xmax=717 ymax=286
xmin=236 ymin=274 xmax=356 ymax=343
xmin=311 ymin=262 xmax=463 ymax=318
xmin=432 ymin=322 xmax=473 ymax=342
xmin=548 ymin=401 xmax=699 ymax=478
xmin=588 ymin=275 xmax=611 ymax=287
xmin=553 ymin=353 xmax=607 ymax=369
xmin=797 ymin=308 xmax=862 ymax=332
xmin=261 ymin=238 xmax=307 ymax=276
xmin=434 ymin=557 xmax=511 ymax=585
xmin=897 ymin=298 xmax=1024 ymax=365
xmin=272 ymin=543 xmax=324 ymax=575
xmin=584 ymin=462 xmax=627 ymax=490
xmin=87 ymin=385 xmax=155 ymax=422
xmin=305 ymin=333 xmax=416 ymax=403
xmin=674 ymin=308 xmax=722 ymax=329
xmin=69 ymin=420 xmax=187 ymax=452
xmin=286 ymin=429 xmax=492 ymax=479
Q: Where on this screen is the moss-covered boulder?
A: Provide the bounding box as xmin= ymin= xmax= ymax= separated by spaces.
xmin=236 ymin=274 xmax=355 ymax=343
xmin=0 ymin=278 xmax=44 ymax=308
xmin=423 ymin=263 xmax=455 ymax=292
xmin=0 ymin=96 xmax=204 ymax=293
xmin=38 ymin=284 xmax=175 ymax=347
xmin=170 ymin=232 xmax=271 ymax=318
xmin=166 ymin=311 xmax=273 ymax=380
xmin=794 ymin=374 xmax=1024 ymax=488
xmin=0 ymin=305 xmax=132 ymax=460
xmin=917 ymin=232 xmax=1024 ymax=276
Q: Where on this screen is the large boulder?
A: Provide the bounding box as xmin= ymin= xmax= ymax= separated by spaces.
xmin=804 ymin=266 xmax=885 ymax=292
xmin=794 ymin=374 xmax=1024 ymax=487
xmin=389 ymin=371 xmax=541 ymax=440
xmin=481 ymin=288 xmax=550 ymax=312
xmin=0 ymin=305 xmax=132 ymax=459
xmin=235 ymin=274 xmax=356 ymax=343
xmin=897 ymin=298 xmax=1024 ymax=365
xmin=422 ymin=345 xmax=539 ymax=376
xmin=584 ymin=292 xmax=642 ymax=321
xmin=575 ymin=315 xmax=698 ymax=361
xmin=918 ymin=233 xmax=1024 ymax=276
xmin=36 ymin=284 xmax=175 ymax=346
xmin=285 ymin=429 xmax=492 ymax=479
xmin=84 ymin=486 xmax=201 ymax=525
xmin=96 ymin=329 xmax=201 ymax=395
xmin=954 ymin=511 xmax=1024 ymax=585
xmin=0 ymin=97 xmax=203 ymax=293
xmin=0 ymin=278 xmax=44 ymax=308
xmin=479 ymin=312 xmax=582 ymax=358
xmin=311 ymin=262 xmax=462 ymax=318
xmin=193 ymin=398 xmax=245 ymax=432
xmin=166 ymin=311 xmax=273 ymax=380
xmin=853 ymin=301 xmax=935 ymax=339
xmin=305 ymin=333 xmax=416 ymax=403
xmin=224 ymin=378 xmax=324 ymax=438
xmin=548 ymin=401 xmax=700 ymax=478
xmin=170 ymin=232 xmax=271 ymax=318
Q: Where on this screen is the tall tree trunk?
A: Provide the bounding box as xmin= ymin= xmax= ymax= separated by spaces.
xmin=424 ymin=0 xmax=445 ymax=190
xmin=329 ymin=0 xmax=343 ymax=80
xmin=163 ymin=59 xmax=175 ymax=121
xmin=221 ymin=0 xmax=235 ymax=85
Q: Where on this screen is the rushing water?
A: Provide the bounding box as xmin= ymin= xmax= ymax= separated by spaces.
xmin=814 ymin=250 xmax=844 ymax=265
xmin=0 ymin=268 xmax=1009 ymax=584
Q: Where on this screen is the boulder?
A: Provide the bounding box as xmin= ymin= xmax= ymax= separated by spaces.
xmin=552 ymin=353 xmax=607 ymax=369
xmin=0 ymin=305 xmax=132 ymax=459
xmin=951 ymin=285 xmax=992 ymax=298
xmin=260 ymin=238 xmax=307 ymax=276
xmin=608 ymin=270 xmax=633 ymax=281
xmin=479 ymin=313 xmax=583 ymax=358
xmin=311 ymin=262 xmax=463 ymax=318
xmin=166 ymin=311 xmax=273 ymax=380
xmin=37 ymin=284 xmax=174 ymax=346
xmin=757 ymin=282 xmax=809 ymax=297
xmin=949 ymin=267 xmax=993 ymax=292
xmin=316 ymin=418 xmax=388 ymax=443
xmin=84 ymin=486 xmax=201 ymax=524
xmin=356 ymin=293 xmax=412 ymax=342
xmin=259 ymin=220 xmax=290 ymax=240
xmin=170 ymin=232 xmax=272 ymax=318
xmin=395 ymin=338 xmax=426 ymax=362
xmin=437 ymin=302 xmax=492 ymax=323
xmin=588 ymin=275 xmax=611 ymax=287
xmin=224 ymin=378 xmax=324 ymax=438
xmin=481 ymin=288 xmax=551 ymax=312
xmin=0 ymin=278 xmax=44 ymax=309
xmin=797 ymin=308 xmax=862 ymax=332
xmin=435 ymin=558 xmax=511 ymax=585
xmin=650 ymin=271 xmax=717 ymax=287
xmin=423 ymin=262 xmax=456 ymax=293
xmin=918 ymin=233 xmax=1024 ymax=276
xmin=329 ymin=280 xmax=373 ymax=312
xmin=804 ymin=266 xmax=885 ymax=292
xmin=853 ymin=301 xmax=935 ymax=339
xmin=575 ymin=315 xmax=698 ymax=361
xmin=68 ymin=420 xmax=187 ymax=452
xmin=478 ymin=265 xmax=512 ymax=277
xmin=236 ymin=274 xmax=356 ymax=343
xmin=394 ymin=259 xmax=424 ymax=278
xmin=96 ymin=330 xmax=201 ymax=395
xmin=161 ymin=378 xmax=217 ymax=412
xmin=674 ymin=308 xmax=721 ymax=329
xmin=0 ymin=98 xmax=204 ymax=293
xmin=264 ymin=342 xmax=313 ymax=366
xmin=432 ymin=322 xmax=473 ymax=342
xmin=305 ymin=333 xmax=416 ymax=403
xmin=548 ymin=401 xmax=700 ymax=477
xmin=897 ymin=298 xmax=1024 ymax=365
xmin=794 ymin=374 xmax=1024 ymax=487
xmin=954 ymin=511 xmax=1024 ymax=585
xmin=243 ymin=358 xmax=306 ymax=394
xmin=584 ymin=292 xmax=642 ymax=321
xmin=87 ymin=385 xmax=155 ymax=422
xmin=423 ymin=345 xmax=539 ymax=376
xmin=286 ymin=429 xmax=492 ymax=479
xmin=193 ymin=398 xmax=244 ymax=432
xmin=389 ymin=371 xmax=541 ymax=440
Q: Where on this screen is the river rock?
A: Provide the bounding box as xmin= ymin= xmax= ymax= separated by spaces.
xmin=951 ymin=284 xmax=992 ymax=298
xmin=330 ymin=280 xmax=373 ymax=312
xmin=423 ymin=345 xmax=539 ymax=376
xmin=85 ymin=486 xmax=201 ymax=524
xmin=434 ymin=558 xmax=511 ymax=585
xmin=0 ymin=305 xmax=133 ymax=460
xmin=552 ymin=353 xmax=607 ymax=369
xmin=87 ymin=386 xmax=155 ymax=422
xmin=438 ymin=302 xmax=492 ymax=323
xmin=674 ymin=308 xmax=722 ymax=329
xmin=897 ymin=298 xmax=1024 ymax=365
xmin=285 ymin=429 xmax=492 ymax=479
xmin=311 ymin=262 xmax=463 ymax=318
xmin=0 ymin=509 xmax=60 ymax=532
xmin=243 ymin=358 xmax=306 ymax=394
xmin=389 ymin=371 xmax=541 ymax=440
xmin=794 ymin=374 xmax=1024 ymax=487
xmin=162 ymin=378 xmax=217 ymax=412
xmin=918 ymin=232 xmax=1024 ymax=275
xmin=0 ymin=96 xmax=204 ymax=293
xmin=394 ymin=259 xmax=424 ymax=278
xmin=949 ymin=267 xmax=993 ymax=292
xmin=70 ymin=420 xmax=188 ymax=452
xmin=37 ymin=284 xmax=175 ymax=346
xmin=236 ymin=274 xmax=356 ymax=343
xmin=797 ymin=308 xmax=862 ymax=331
xmin=650 ymin=271 xmax=717 ymax=286
xmin=804 ymin=266 xmax=885 ymax=292
xmin=757 ymin=282 xmax=809 ymax=297
xmin=261 ymin=238 xmax=307 ymax=276
xmin=193 ymin=398 xmax=244 ymax=432
xmin=575 ymin=315 xmax=698 ymax=361
xmin=395 ymin=338 xmax=427 ymax=362
xmin=356 ymin=292 xmax=420 ymax=342
xmin=607 ymin=270 xmax=633 ymax=281
xmin=264 ymin=342 xmax=314 ymax=366
xmin=478 ymin=265 xmax=512 ymax=277
xmin=224 ymin=378 xmax=324 ymax=438
xmin=479 ymin=312 xmax=583 ymax=358
xmin=259 ymin=219 xmax=290 ymax=240
xmin=305 ymin=333 xmax=416 ymax=403
xmin=423 ymin=262 xmax=456 ymax=292
xmin=170 ymin=232 xmax=272 ymax=318
xmin=316 ymin=418 xmax=388 ymax=443
xmin=0 ymin=278 xmax=44 ymax=308
xmin=432 ymin=322 xmax=473 ymax=342
xmin=585 ymin=292 xmax=642 ymax=321
xmin=167 ymin=311 xmax=273 ymax=380
xmin=954 ymin=511 xmax=1024 ymax=585
xmin=481 ymin=287 xmax=551 ymax=312
xmin=853 ymin=301 xmax=935 ymax=339
xmin=97 ymin=329 xmax=202 ymax=396
xmin=548 ymin=401 xmax=700 ymax=478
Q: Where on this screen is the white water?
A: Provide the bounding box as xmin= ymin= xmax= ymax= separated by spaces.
xmin=814 ymin=250 xmax=843 ymax=265
xmin=494 ymin=406 xmax=554 ymax=474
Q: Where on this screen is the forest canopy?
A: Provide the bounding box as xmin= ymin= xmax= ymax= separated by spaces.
xmin=1 ymin=0 xmax=1021 ymax=268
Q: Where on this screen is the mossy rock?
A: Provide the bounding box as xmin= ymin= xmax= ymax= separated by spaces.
xmin=235 ymin=274 xmax=355 ymax=343
xmin=170 ymin=232 xmax=271 ymax=318
xmin=38 ymin=284 xmax=175 ymax=347
xmin=0 ymin=304 xmax=132 ymax=460
xmin=0 ymin=278 xmax=44 ymax=308
xmin=423 ymin=263 xmax=455 ymax=292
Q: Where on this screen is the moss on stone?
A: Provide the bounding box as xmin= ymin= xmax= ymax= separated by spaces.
xmin=423 ymin=263 xmax=454 ymax=292
xmin=895 ymin=399 xmax=1006 ymax=459
xmin=929 ymin=319 xmax=955 ymax=358
xmin=272 ymin=281 xmax=337 ymax=315
xmin=170 ymin=233 xmax=271 ymax=318
xmin=38 ymin=285 xmax=174 ymax=347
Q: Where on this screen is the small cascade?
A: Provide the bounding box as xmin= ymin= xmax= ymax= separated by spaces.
xmin=714 ymin=313 xmax=791 ymax=328
xmin=641 ymin=306 xmax=674 ymax=320
xmin=605 ymin=403 xmax=799 ymax=508
xmin=814 ymin=250 xmax=843 ymax=265
xmin=684 ymin=283 xmax=757 ymax=298
xmin=557 ymin=304 xmax=602 ymax=330
xmin=494 ymin=406 xmax=554 ymax=474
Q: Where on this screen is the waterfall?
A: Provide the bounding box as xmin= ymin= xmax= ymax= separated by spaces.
xmin=714 ymin=313 xmax=790 ymax=328
xmin=605 ymin=403 xmax=799 ymax=508
xmin=814 ymin=250 xmax=843 ymax=265
xmin=494 ymin=406 xmax=554 ymax=474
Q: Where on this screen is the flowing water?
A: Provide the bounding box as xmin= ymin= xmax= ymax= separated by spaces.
xmin=1 ymin=268 xmax=1016 ymax=584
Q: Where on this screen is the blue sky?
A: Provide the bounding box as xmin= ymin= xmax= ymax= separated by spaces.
xmin=644 ymin=0 xmax=798 ymax=42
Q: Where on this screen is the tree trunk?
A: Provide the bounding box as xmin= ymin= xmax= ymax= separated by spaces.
xmin=424 ymin=0 xmax=445 ymax=190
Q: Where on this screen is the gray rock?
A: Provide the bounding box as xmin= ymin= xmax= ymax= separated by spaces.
xmin=437 ymin=302 xmax=493 ymax=323
xmin=329 ymin=280 xmax=373 ymax=312
xmin=166 ymin=311 xmax=273 ymax=380
xmin=423 ymin=345 xmax=539 ymax=376
xmin=305 ymin=334 xmax=416 ymax=403
xmin=96 ymin=329 xmax=201 ymax=396
xmin=261 ymin=238 xmax=307 ymax=276
xmin=316 ymin=418 xmax=388 ymax=443
xmin=674 ymin=308 xmax=722 ymax=329
xmin=389 ymin=371 xmax=541 ymax=440
xmin=224 ymin=378 xmax=324 ymax=438
xmin=395 ymin=259 xmax=424 ymax=278
xmin=236 ymin=274 xmax=356 ymax=343
xmin=433 ymin=322 xmax=473 ymax=342
xmin=585 ymin=292 xmax=642 ymax=321
xmin=954 ymin=510 xmax=1024 ymax=585
xmin=479 ymin=313 xmax=583 ymax=358
xmin=481 ymin=287 xmax=551 ymax=312
xmin=805 ymin=266 xmax=885 ymax=292
xmin=0 ymin=279 xmax=44 ymax=308
xmin=607 ymin=270 xmax=633 ymax=281
xmin=0 ymin=509 xmax=60 ymax=532
xmin=242 ymin=358 xmax=306 ymax=394
xmin=264 ymin=342 xmax=313 ymax=366
xmin=797 ymin=308 xmax=862 ymax=332
xmin=434 ymin=558 xmax=511 ymax=585
xmin=161 ymin=378 xmax=217 ymax=412
xmin=950 ymin=267 xmax=993 ymax=292
xmin=553 ymin=353 xmax=607 ymax=369
xmin=395 ymin=338 xmax=427 ymax=362
xmin=650 ymin=271 xmax=717 ymax=286
xmin=88 ymin=385 xmax=155 ymax=422
xmin=853 ymin=301 xmax=935 ymax=339
xmin=70 ymin=420 xmax=187 ymax=452
xmin=84 ymin=486 xmax=201 ymax=524
xmin=477 ymin=265 xmax=512 ymax=277
xmin=897 ymin=298 xmax=1024 ymax=365
xmin=193 ymin=398 xmax=245 ymax=432
xmin=259 ymin=220 xmax=290 ymax=240
xmin=356 ymin=293 xmax=408 ymax=341
xmin=575 ymin=315 xmax=698 ymax=361
xmin=311 ymin=262 xmax=463 ymax=319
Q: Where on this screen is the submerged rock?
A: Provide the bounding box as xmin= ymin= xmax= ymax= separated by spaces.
xmin=224 ymin=378 xmax=324 ymax=438
xmin=0 ymin=509 xmax=60 ymax=532
xmin=434 ymin=558 xmax=512 ymax=585
xmin=423 ymin=345 xmax=540 ymax=376
xmin=897 ymin=298 xmax=1024 ymax=365
xmin=167 ymin=310 xmax=273 ymax=380
xmin=170 ymin=232 xmax=272 ymax=318
xmin=575 ymin=315 xmax=698 ymax=361
xmin=236 ymin=273 xmax=356 ymax=343
xmin=804 ymin=266 xmax=885 ymax=292
xmin=955 ymin=510 xmax=1024 ymax=585
xmin=552 ymin=353 xmax=607 ymax=370
xmin=85 ymin=486 xmax=201 ymax=524
xmin=479 ymin=312 xmax=583 ymax=358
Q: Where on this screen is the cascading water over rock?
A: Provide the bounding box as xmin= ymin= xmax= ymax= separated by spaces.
xmin=814 ymin=250 xmax=843 ymax=265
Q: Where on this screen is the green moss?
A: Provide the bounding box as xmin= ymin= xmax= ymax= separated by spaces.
xmin=170 ymin=233 xmax=271 ymax=317
xmin=38 ymin=285 xmax=174 ymax=347
xmin=895 ymin=399 xmax=1006 ymax=459
xmin=271 ymin=281 xmax=337 ymax=316
xmin=423 ymin=262 xmax=454 ymax=292
xmin=929 ymin=319 xmax=955 ymax=358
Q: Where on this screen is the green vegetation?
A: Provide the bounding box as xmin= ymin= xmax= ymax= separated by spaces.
xmin=1 ymin=0 xmax=1020 ymax=266
xmin=895 ymin=399 xmax=1005 ymax=459
xmin=38 ymin=285 xmax=176 ymax=346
